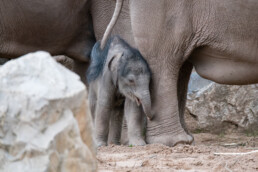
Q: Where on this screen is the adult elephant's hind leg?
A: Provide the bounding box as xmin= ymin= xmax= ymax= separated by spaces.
xmin=53 ymin=56 xmax=89 ymax=86
xmin=73 ymin=60 xmax=89 ymax=86
xmin=0 ymin=58 xmax=9 ymax=65
xmin=177 ymin=61 xmax=193 ymax=139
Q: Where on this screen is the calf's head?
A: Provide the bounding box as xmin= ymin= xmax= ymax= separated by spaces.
xmin=108 ymin=37 xmax=153 ymax=120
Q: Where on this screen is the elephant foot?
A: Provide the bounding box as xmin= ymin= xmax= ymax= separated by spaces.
xmin=108 ymin=140 xmax=120 ymax=145
xmin=128 ymin=137 xmax=146 ymax=146
xmin=96 ymin=140 xmax=107 ymax=147
xmin=146 ymin=130 xmax=194 ymax=147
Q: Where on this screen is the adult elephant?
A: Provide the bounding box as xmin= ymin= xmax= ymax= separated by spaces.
xmin=0 ymin=0 xmax=95 ymax=83
xmin=91 ymin=0 xmax=258 ymax=146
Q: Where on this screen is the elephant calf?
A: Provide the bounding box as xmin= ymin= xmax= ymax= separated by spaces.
xmin=87 ymin=36 xmax=153 ymax=147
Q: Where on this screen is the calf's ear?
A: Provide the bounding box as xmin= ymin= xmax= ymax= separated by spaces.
xmin=107 ymin=52 xmax=123 ymax=86
xmin=108 ymin=52 xmax=123 ymax=71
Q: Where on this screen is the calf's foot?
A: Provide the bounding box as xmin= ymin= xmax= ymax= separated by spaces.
xmin=96 ymin=140 xmax=107 ymax=147
xmin=128 ymin=137 xmax=146 ymax=146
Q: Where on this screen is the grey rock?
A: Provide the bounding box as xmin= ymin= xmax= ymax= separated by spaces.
xmin=188 ymin=72 xmax=213 ymax=94
xmin=186 ymin=72 xmax=258 ymax=133
xmin=0 ymin=51 xmax=97 ymax=172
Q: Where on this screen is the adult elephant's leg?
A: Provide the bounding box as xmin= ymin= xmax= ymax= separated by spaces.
xmin=130 ymin=0 xmax=195 ymax=146
xmin=0 ymin=58 xmax=9 ymax=65
xmin=73 ymin=60 xmax=89 ymax=86
xmin=53 ymin=57 xmax=89 ymax=86
xmin=177 ymin=61 xmax=193 ymax=137
xmin=54 ymin=55 xmax=75 ymax=70
xmin=144 ymin=59 xmax=193 ymax=146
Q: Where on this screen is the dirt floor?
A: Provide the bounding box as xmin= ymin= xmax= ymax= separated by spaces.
xmin=97 ymin=133 xmax=258 ymax=172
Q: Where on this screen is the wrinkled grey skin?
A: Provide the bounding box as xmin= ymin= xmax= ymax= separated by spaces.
xmin=91 ymin=0 xmax=258 ymax=146
xmin=0 ymin=0 xmax=95 ymax=84
xmin=88 ymin=36 xmax=152 ymax=147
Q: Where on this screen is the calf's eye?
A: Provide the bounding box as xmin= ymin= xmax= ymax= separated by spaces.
xmin=128 ymin=79 xmax=135 ymax=84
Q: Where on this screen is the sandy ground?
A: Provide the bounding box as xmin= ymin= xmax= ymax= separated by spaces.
xmin=97 ymin=133 xmax=258 ymax=172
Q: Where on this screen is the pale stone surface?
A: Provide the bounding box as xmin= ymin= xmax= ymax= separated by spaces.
xmin=186 ymin=72 xmax=258 ymax=133
xmin=0 ymin=51 xmax=97 ymax=172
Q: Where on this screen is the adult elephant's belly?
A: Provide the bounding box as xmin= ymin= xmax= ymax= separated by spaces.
xmin=190 ymin=47 xmax=258 ymax=85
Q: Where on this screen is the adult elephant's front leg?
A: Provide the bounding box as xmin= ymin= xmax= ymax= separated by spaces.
xmin=130 ymin=0 xmax=194 ymax=146
xmin=145 ymin=59 xmax=193 ymax=146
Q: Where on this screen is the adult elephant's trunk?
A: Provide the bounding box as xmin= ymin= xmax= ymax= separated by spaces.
xmin=138 ymin=90 xmax=153 ymax=120
xmin=100 ymin=0 xmax=123 ymax=49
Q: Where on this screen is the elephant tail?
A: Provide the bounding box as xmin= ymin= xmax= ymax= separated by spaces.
xmin=100 ymin=0 xmax=123 ymax=50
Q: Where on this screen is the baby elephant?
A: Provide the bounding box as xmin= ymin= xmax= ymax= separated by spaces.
xmin=87 ymin=36 xmax=153 ymax=147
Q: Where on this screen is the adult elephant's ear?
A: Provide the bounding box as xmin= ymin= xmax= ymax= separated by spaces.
xmin=108 ymin=52 xmax=123 ymax=85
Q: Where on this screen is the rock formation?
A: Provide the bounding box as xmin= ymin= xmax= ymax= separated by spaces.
xmin=186 ymin=72 xmax=258 ymax=133
xmin=0 ymin=51 xmax=97 ymax=172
